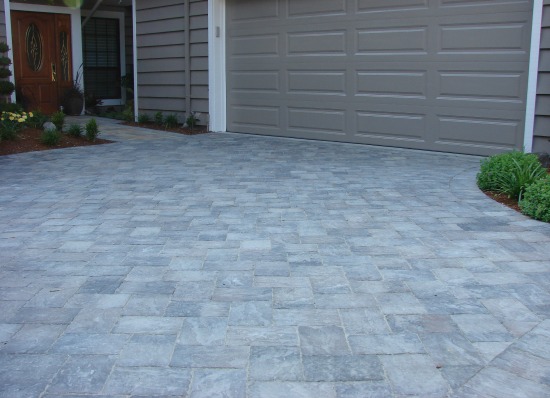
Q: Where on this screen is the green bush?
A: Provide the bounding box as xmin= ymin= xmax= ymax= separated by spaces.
xmin=50 ymin=111 xmax=65 ymax=131
xmin=26 ymin=111 xmax=48 ymax=129
xmin=0 ymin=111 xmax=29 ymax=140
xmin=138 ymin=113 xmax=151 ymax=124
xmin=492 ymin=158 xmax=547 ymax=200
xmin=520 ymin=177 xmax=550 ymax=222
xmin=41 ymin=127 xmax=60 ymax=146
xmin=477 ymin=152 xmax=543 ymax=192
xmin=164 ymin=113 xmax=179 ymax=128
xmin=67 ymin=123 xmax=82 ymax=138
xmin=85 ymin=118 xmax=99 ymax=142
xmin=154 ymin=111 xmax=163 ymax=126
xmin=186 ymin=112 xmax=199 ymax=129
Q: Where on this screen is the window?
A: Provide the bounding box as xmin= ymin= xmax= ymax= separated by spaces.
xmin=82 ymin=17 xmax=121 ymax=99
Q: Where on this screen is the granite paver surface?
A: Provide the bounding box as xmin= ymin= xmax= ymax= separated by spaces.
xmin=1 ymin=117 xmax=549 ymax=397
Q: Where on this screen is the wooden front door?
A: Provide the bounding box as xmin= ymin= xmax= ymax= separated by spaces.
xmin=11 ymin=11 xmax=73 ymax=114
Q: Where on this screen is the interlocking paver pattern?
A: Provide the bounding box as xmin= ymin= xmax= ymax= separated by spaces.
xmin=1 ymin=117 xmax=550 ymax=397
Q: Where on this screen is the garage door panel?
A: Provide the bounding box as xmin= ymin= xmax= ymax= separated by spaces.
xmin=433 ymin=106 xmax=524 ymax=150
xmin=355 ymin=70 xmax=428 ymax=99
xmin=288 ymin=0 xmax=347 ymax=18
xmin=356 ymin=26 xmax=429 ymax=54
xmin=229 ymin=0 xmax=279 ymax=21
xmin=230 ymin=71 xmax=281 ymax=93
xmin=229 ymin=34 xmax=279 ymax=57
xmin=356 ymin=0 xmax=429 ymax=14
xmin=287 ymin=30 xmax=347 ymax=56
xmin=230 ymin=104 xmax=280 ymax=129
xmin=355 ymin=111 xmax=427 ymax=142
xmin=288 ymin=107 xmax=346 ymax=136
xmin=287 ymin=70 xmax=347 ymax=96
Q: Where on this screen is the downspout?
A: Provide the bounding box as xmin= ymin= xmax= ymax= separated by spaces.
xmin=3 ymin=0 xmax=15 ymax=103
xmin=185 ymin=0 xmax=191 ymax=119
xmin=82 ymin=0 xmax=104 ymax=28
xmin=524 ymin=0 xmax=544 ymax=153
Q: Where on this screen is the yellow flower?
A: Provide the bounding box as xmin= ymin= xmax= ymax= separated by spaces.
xmin=29 ymin=112 xmax=34 ymax=117
xmin=9 ymin=116 xmax=14 ymax=121
xmin=18 ymin=118 xmax=24 ymax=123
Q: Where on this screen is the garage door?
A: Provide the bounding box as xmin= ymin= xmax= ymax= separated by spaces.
xmin=226 ymin=0 xmax=533 ymax=156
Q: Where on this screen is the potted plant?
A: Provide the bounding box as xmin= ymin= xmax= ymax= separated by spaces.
xmin=61 ymin=66 xmax=84 ymax=115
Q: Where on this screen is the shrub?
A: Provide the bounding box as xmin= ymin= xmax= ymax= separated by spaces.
xmin=67 ymin=123 xmax=82 ymax=138
xmin=41 ymin=127 xmax=60 ymax=146
xmin=0 ymin=111 xmax=29 ymax=140
xmin=164 ymin=113 xmax=179 ymax=128
xmin=520 ymin=177 xmax=550 ymax=222
xmin=50 ymin=111 xmax=65 ymax=131
xmin=85 ymin=118 xmax=99 ymax=142
xmin=138 ymin=113 xmax=151 ymax=124
xmin=0 ymin=103 xmax=22 ymax=113
xmin=154 ymin=111 xmax=163 ymax=126
xmin=185 ymin=112 xmax=199 ymax=129
xmin=492 ymin=158 xmax=547 ymax=200
xmin=122 ymin=106 xmax=134 ymax=122
xmin=27 ymin=111 xmax=49 ymax=129
xmin=477 ymin=152 xmax=543 ymax=192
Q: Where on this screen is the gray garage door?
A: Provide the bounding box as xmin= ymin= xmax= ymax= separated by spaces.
xmin=226 ymin=0 xmax=533 ymax=156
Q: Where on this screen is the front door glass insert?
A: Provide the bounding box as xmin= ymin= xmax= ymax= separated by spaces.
xmin=25 ymin=23 xmax=43 ymax=71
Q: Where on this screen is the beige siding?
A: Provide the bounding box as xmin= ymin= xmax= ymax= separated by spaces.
xmin=534 ymin=1 xmax=550 ymax=152
xmin=135 ymin=0 xmax=208 ymax=123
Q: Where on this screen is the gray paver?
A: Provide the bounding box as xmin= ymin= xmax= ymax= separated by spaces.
xmin=1 ymin=117 xmax=550 ymax=397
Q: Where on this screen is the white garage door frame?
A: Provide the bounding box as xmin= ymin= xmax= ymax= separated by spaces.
xmin=209 ymin=0 xmax=543 ymax=153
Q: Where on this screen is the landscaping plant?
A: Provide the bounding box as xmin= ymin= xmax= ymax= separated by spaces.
xmin=41 ymin=126 xmax=60 ymax=146
xmin=491 ymin=158 xmax=547 ymax=200
xmin=164 ymin=113 xmax=179 ymax=129
xmin=67 ymin=123 xmax=83 ymax=138
xmin=138 ymin=113 xmax=151 ymax=124
xmin=85 ymin=118 xmax=99 ymax=142
xmin=154 ymin=111 xmax=164 ymax=126
xmin=477 ymin=151 xmax=543 ymax=193
xmin=185 ymin=112 xmax=199 ymax=129
xmin=0 ymin=111 xmax=30 ymax=140
xmin=519 ymin=177 xmax=550 ymax=222
xmin=50 ymin=111 xmax=65 ymax=131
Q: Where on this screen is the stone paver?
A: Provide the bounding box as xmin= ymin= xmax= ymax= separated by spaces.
xmin=1 ymin=116 xmax=550 ymax=396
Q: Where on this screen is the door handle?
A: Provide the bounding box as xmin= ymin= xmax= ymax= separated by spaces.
xmin=51 ymin=63 xmax=57 ymax=82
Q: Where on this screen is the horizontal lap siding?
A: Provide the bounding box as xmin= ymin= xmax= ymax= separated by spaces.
xmin=0 ymin=3 xmax=5 ymax=44
xmin=135 ymin=0 xmax=208 ymax=124
xmin=534 ymin=1 xmax=550 ymax=151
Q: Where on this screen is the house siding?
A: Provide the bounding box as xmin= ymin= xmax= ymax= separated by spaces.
xmin=534 ymin=0 xmax=550 ymax=152
xmin=135 ymin=0 xmax=208 ymax=124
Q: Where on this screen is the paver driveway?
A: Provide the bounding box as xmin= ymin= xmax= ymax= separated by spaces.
xmin=1 ymin=117 xmax=549 ymax=397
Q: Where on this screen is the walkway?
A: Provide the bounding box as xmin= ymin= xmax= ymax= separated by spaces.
xmin=0 ymin=117 xmax=549 ymax=397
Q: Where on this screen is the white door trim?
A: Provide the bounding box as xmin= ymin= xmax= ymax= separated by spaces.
xmin=8 ymin=2 xmax=83 ymax=100
xmin=524 ymin=0 xmax=544 ymax=153
xmin=208 ymin=0 xmax=226 ymax=132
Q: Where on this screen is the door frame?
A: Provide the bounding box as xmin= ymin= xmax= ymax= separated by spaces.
xmin=209 ymin=0 xmax=542 ymax=152
xmin=4 ymin=1 xmax=83 ymax=106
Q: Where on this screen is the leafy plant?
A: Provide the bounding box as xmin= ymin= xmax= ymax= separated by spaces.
xmin=164 ymin=114 xmax=179 ymax=128
xmin=0 ymin=80 xmax=15 ymax=96
xmin=0 ymin=102 xmax=23 ymax=113
xmin=26 ymin=111 xmax=48 ymax=129
xmin=520 ymin=177 xmax=550 ymax=222
xmin=67 ymin=123 xmax=83 ymax=138
xmin=122 ymin=105 xmax=134 ymax=122
xmin=85 ymin=118 xmax=99 ymax=142
xmin=50 ymin=111 xmax=65 ymax=131
xmin=154 ymin=111 xmax=164 ymax=126
xmin=491 ymin=158 xmax=547 ymax=200
xmin=138 ymin=113 xmax=151 ymax=124
xmin=185 ymin=112 xmax=199 ymax=129
xmin=477 ymin=152 xmax=542 ymax=192
xmin=0 ymin=111 xmax=29 ymax=140
xmin=41 ymin=126 xmax=60 ymax=146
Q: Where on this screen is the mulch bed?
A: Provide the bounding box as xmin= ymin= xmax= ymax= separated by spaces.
xmin=0 ymin=128 xmax=113 ymax=156
xmin=122 ymin=121 xmax=209 ymax=135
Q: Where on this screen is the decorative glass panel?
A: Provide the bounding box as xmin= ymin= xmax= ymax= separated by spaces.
xmin=25 ymin=23 xmax=43 ymax=72
xmin=60 ymin=31 xmax=70 ymax=81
